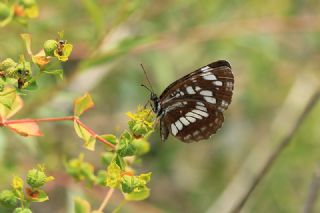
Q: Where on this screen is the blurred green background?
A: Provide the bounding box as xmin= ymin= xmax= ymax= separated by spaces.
xmin=0 ymin=0 xmax=320 ymax=212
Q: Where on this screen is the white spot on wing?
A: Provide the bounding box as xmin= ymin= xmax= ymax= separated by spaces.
xmin=201 ymin=126 xmax=207 ymax=132
xmin=184 ymin=134 xmax=192 ymax=140
xmin=180 ymin=117 xmax=190 ymax=126
xmin=196 ymin=105 xmax=207 ymax=112
xmin=200 ymin=90 xmax=213 ymax=97
xmin=175 ymin=120 xmax=183 ymax=130
xmin=186 ymin=86 xmax=196 ymax=94
xmin=226 ymin=81 xmax=233 ymax=91
xmin=221 ymin=100 xmax=228 ymax=108
xmin=197 ymin=102 xmax=205 ymax=106
xmin=195 ymin=86 xmax=201 ymax=91
xmin=186 ymin=112 xmax=202 ymax=119
xmin=203 ymin=74 xmax=217 ymax=81
xmin=204 ymin=96 xmax=216 ymax=104
xmin=192 ymin=109 xmax=209 ymax=117
xmin=193 ymin=130 xmax=200 ymax=136
xmin=200 ymin=66 xmax=212 ymax=72
xmin=171 ymin=124 xmax=178 ymax=136
xmin=186 ymin=116 xmax=196 ymax=123
xmin=218 ymin=106 xmax=225 ymax=112
xmin=213 ymin=81 xmax=223 ymax=86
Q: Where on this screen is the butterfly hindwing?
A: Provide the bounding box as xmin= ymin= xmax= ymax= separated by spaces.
xmin=160 ymin=100 xmax=224 ymax=142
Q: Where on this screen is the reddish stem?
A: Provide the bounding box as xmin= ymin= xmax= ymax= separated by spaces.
xmin=2 ymin=116 xmax=116 ymax=149
xmin=4 ymin=116 xmax=75 ymax=124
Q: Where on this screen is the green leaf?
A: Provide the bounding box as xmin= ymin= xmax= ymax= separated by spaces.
xmin=106 ymin=161 xmax=122 ymax=188
xmin=0 ymin=3 xmax=14 ymax=28
xmin=100 ymin=134 xmax=118 ymax=145
xmin=29 ymin=189 xmax=48 ymax=202
xmin=24 ymin=80 xmax=38 ymax=91
xmin=101 ymin=152 xmax=115 ymax=167
xmin=43 ymin=69 xmax=64 ymax=79
xmin=0 ymin=90 xmax=23 ymax=122
xmin=7 ymin=121 xmax=42 ymax=137
xmin=114 ymin=154 xmax=126 ymax=170
xmin=74 ymin=93 xmax=94 ymax=117
xmin=11 ymin=176 xmax=24 ymax=201
xmin=117 ymin=131 xmax=135 ymax=157
xmin=96 ymin=170 xmax=108 ymax=186
xmin=120 ymin=173 xmax=152 ymax=194
xmin=20 ymin=34 xmax=33 ymax=56
xmin=123 ymin=188 xmax=150 ymax=201
xmin=74 ymin=120 xmax=96 ymax=151
xmin=64 ymin=154 xmax=96 ymax=185
xmin=132 ymin=138 xmax=150 ymax=156
xmin=0 ymin=87 xmax=17 ymax=109
xmin=74 ymin=197 xmax=91 ymax=213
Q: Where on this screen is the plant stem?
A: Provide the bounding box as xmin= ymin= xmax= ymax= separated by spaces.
xmin=231 ymin=91 xmax=320 ymax=212
xmin=2 ymin=116 xmax=116 ymax=149
xmin=97 ymin=188 xmax=115 ymax=212
xmin=303 ymin=163 xmax=320 ymax=213
xmin=4 ymin=116 xmax=75 ymax=124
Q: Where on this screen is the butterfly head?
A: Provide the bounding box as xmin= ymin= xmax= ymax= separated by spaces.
xmin=150 ymin=92 xmax=161 ymax=114
xmin=141 ymin=84 xmax=161 ymax=115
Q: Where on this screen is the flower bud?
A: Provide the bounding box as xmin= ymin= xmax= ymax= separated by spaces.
xmin=13 ymin=207 xmax=32 ymax=213
xmin=0 ymin=3 xmax=10 ymax=21
xmin=132 ymin=139 xmax=150 ymax=156
xmin=101 ymin=152 xmax=114 ymax=166
xmin=0 ymin=58 xmax=17 ymax=71
xmin=43 ymin=40 xmax=57 ymax=56
xmin=0 ymin=190 xmax=17 ymax=208
xmin=26 ymin=169 xmax=47 ymax=188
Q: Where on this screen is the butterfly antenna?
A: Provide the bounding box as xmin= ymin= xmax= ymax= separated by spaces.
xmin=140 ymin=64 xmax=154 ymax=93
xmin=141 ymin=84 xmax=153 ymax=93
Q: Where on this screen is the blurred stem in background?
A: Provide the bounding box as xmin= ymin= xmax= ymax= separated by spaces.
xmin=207 ymin=75 xmax=319 ymax=213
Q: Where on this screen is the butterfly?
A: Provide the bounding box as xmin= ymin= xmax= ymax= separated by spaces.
xmin=143 ymin=60 xmax=234 ymax=143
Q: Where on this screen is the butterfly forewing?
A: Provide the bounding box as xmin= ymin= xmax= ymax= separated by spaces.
xmin=157 ymin=60 xmax=234 ymax=142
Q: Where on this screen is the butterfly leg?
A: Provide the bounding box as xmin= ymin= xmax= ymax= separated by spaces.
xmin=159 ymin=118 xmax=169 ymax=141
xmin=143 ymin=100 xmax=151 ymax=109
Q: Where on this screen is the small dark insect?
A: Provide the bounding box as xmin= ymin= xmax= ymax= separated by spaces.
xmin=56 ymin=39 xmax=67 ymax=56
xmin=17 ymin=78 xmax=25 ymax=89
xmin=142 ymin=60 xmax=234 ymax=143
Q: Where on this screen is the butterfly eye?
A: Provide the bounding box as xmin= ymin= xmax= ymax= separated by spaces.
xmin=150 ymin=93 xmax=157 ymax=100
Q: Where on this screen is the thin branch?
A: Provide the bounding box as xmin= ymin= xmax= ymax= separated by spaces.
xmin=1 ymin=116 xmax=116 ymax=149
xmin=303 ymin=163 xmax=320 ymax=213
xmin=3 ymin=116 xmax=75 ymax=124
xmin=231 ymin=91 xmax=320 ymax=213
xmin=97 ymin=188 xmax=115 ymax=212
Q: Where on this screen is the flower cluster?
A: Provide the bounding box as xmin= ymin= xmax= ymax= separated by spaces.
xmin=0 ymin=34 xmax=73 ymax=91
xmin=0 ymin=165 xmax=54 ymax=212
xmin=65 ymin=106 xmax=156 ymax=201
xmin=0 ymin=0 xmax=39 ymax=27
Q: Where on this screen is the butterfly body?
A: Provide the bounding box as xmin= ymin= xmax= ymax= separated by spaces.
xmin=149 ymin=60 xmax=234 ymax=143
